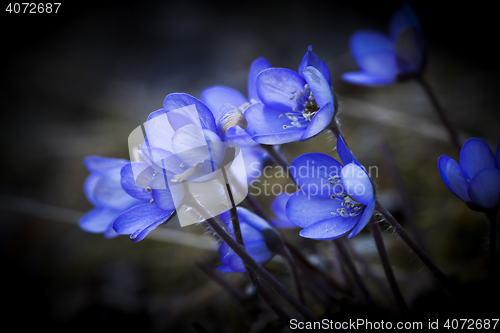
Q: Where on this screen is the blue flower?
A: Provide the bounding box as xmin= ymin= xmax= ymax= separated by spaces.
xmin=269 ymin=192 xmax=297 ymax=229
xmin=342 ymin=3 xmax=426 ymax=86
xmin=80 ymin=156 xmax=142 ymax=238
xmin=217 ymin=207 xmax=281 ymax=273
xmin=438 ymin=138 xmax=500 ymax=211
xmin=285 ymin=136 xmax=376 ymax=240
xmin=245 ymin=46 xmax=335 ymax=144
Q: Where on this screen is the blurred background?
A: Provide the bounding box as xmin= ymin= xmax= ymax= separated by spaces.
xmin=2 ymin=0 xmax=499 ymax=332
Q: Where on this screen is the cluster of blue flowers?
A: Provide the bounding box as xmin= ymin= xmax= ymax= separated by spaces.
xmin=81 ymin=2 xmax=499 ymax=278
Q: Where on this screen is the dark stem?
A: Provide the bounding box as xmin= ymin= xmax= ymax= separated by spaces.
xmin=415 ymin=75 xmax=461 ymax=152
xmin=196 ymin=261 xmax=247 ymax=302
xmin=486 ymin=209 xmax=499 ymax=277
xmin=262 ymin=145 xmax=291 ymax=173
xmin=281 ymin=245 xmax=306 ymax=305
xmin=369 ymin=218 xmax=410 ymax=316
xmin=376 ymin=200 xmax=451 ymax=292
xmin=334 ymin=239 xmax=378 ymax=315
xmin=204 ymin=216 xmax=319 ymax=322
xmin=220 ymin=161 xmax=292 ymax=323
xmin=378 ymin=138 xmax=426 ymax=252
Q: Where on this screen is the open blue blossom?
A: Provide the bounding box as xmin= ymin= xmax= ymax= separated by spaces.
xmin=438 ymin=138 xmax=500 ymax=211
xmin=245 ymin=46 xmax=335 ymax=144
xmin=217 ymin=207 xmax=281 ymax=273
xmin=286 ymin=136 xmax=376 ymax=240
xmin=270 ymin=192 xmax=297 ymax=229
xmin=80 ymin=156 xmax=142 ymax=238
xmin=342 ymin=3 xmax=426 ymax=86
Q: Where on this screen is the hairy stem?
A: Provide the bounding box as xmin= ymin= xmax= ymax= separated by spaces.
xmin=369 ymin=218 xmax=409 ymax=316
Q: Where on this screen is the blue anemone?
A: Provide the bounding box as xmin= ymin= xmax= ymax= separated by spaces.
xmin=245 ymin=46 xmax=335 ymax=144
xmin=342 ymin=3 xmax=426 ymax=86
xmin=217 ymin=207 xmax=280 ymax=273
xmin=286 ymin=136 xmax=376 ymax=240
xmin=438 ymin=138 xmax=500 ymax=211
xmin=80 ymin=156 xmax=142 ymax=238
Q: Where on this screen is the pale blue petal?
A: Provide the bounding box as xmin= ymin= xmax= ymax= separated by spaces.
xmin=290 ymin=153 xmax=343 ymax=198
xmin=120 ymin=163 xmax=154 ymax=201
xmin=244 ymin=102 xmax=304 ymax=144
xmin=347 ymin=199 xmax=375 ymax=238
xmin=256 ymin=68 xmax=307 ymax=112
xmin=350 ymin=31 xmax=393 ymax=61
xmin=236 ymin=206 xmax=272 ymax=232
xmin=84 ymin=156 xmax=128 ymax=174
xmin=163 ymin=93 xmax=217 ymax=133
xmin=336 ymin=135 xmax=361 ymax=167
xmin=93 ymin=169 xmax=139 ymax=210
xmin=298 ymin=45 xmax=331 ymax=85
xmin=468 ymin=168 xmax=500 ymax=210
xmin=286 ymin=190 xmax=343 ymax=228
xmin=299 ymin=216 xmax=360 ymax=240
xmin=225 ymin=126 xmax=258 ymax=147
xmin=357 ymin=51 xmax=399 ymax=79
xmin=270 ymin=193 xmax=297 ymax=229
xmin=342 ymin=71 xmax=397 ymax=86
xmin=340 ymin=163 xmax=374 ymax=206
xmin=300 ymin=102 xmax=334 ymax=140
xmin=200 ymin=85 xmax=248 ymax=117
xmin=113 ymin=203 xmax=172 ymax=241
xmin=302 ymin=66 xmax=333 ymax=108
xmin=79 ymin=207 xmax=120 ymax=234
xmin=248 ymin=57 xmax=272 ymax=102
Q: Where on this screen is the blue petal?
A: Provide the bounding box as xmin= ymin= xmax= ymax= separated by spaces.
xmin=459 ymin=138 xmax=497 ymax=180
xmin=290 ymin=153 xmax=343 ymax=198
xmin=244 ymin=102 xmax=304 ymax=144
xmin=120 ymin=163 xmax=154 ymax=201
xmin=340 ymin=163 xmax=374 ymax=206
xmin=299 ymin=216 xmax=360 ymax=240
xmin=350 ymin=31 xmax=393 ymax=64
xmin=216 ymin=264 xmax=234 ymax=273
xmin=83 ymin=173 xmax=101 ymax=206
xmin=440 ymin=156 xmax=470 ymax=202
xmin=226 ymin=239 xmax=274 ymax=272
xmin=256 ymin=68 xmax=307 ymax=112
xmin=79 ymin=207 xmax=121 ymax=234
xmin=171 ymin=124 xmax=212 ymax=168
xmin=248 ymin=57 xmax=272 ymax=102
xmin=302 ymin=66 xmax=333 ymax=108
xmin=236 ymin=206 xmax=272 ymax=232
xmin=286 ymin=190 xmax=343 ymax=228
xmin=225 ymin=126 xmax=258 ymax=147
xmin=163 ymin=93 xmax=217 ymax=133
xmin=298 ymin=45 xmax=331 ymax=85
xmin=93 ymin=169 xmax=140 ymax=210
xmin=216 ymin=103 xmax=247 ymax=138
xmin=113 ymin=203 xmax=173 ymax=241
xmin=342 ymin=71 xmax=397 ymax=86
xmin=144 ymin=109 xmax=176 ymax=152
xmin=200 ymin=85 xmax=248 ymax=117
xmin=152 ymin=188 xmax=176 ymax=211
xmin=347 ymin=199 xmax=375 ymax=238
xmin=389 ymin=3 xmax=423 ymax=41
xmin=468 ymin=168 xmax=500 ymax=210
xmin=300 ymin=102 xmax=334 ymax=140
xmin=270 ymin=193 xmax=297 ymax=228
xmin=336 ymin=135 xmax=361 ymax=167
xmin=227 ymin=221 xmax=263 ymax=245
xmin=357 ymin=50 xmax=399 ymax=79
xmin=84 ymin=156 xmax=128 ymax=174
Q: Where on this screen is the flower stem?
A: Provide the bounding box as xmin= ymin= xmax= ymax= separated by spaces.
xmin=205 ymin=216 xmax=319 ymax=322
xmin=375 ymin=200 xmax=451 ymax=292
xmin=369 ymin=217 xmax=409 ymax=316
xmin=486 ymin=209 xmax=499 ymax=278
xmin=280 ymin=245 xmax=306 ymax=305
xmin=334 ymin=238 xmax=378 ymax=315
xmin=415 ymin=75 xmax=461 ymax=152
